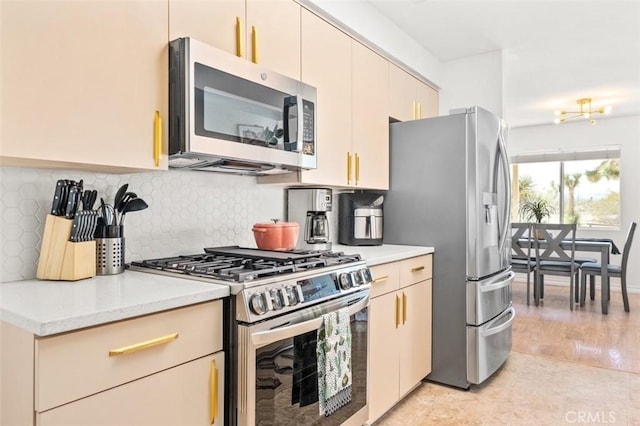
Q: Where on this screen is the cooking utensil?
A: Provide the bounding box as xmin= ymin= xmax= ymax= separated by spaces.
xmin=116 ymin=192 xmax=137 ymax=225
xmin=82 ymin=190 xmax=97 ymax=211
xmin=113 ymin=183 xmax=129 ymax=213
xmin=50 ymin=179 xmax=67 ymax=216
xmin=119 ymin=198 xmax=148 ymax=225
xmin=65 ymin=185 xmax=81 ymax=219
xmin=252 ymin=219 xmax=299 ymax=251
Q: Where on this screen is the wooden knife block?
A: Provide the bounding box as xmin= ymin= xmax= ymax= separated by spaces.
xmin=37 ymin=215 xmax=96 ymax=281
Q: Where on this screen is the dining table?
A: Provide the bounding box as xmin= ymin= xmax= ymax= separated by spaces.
xmin=518 ymin=237 xmax=620 ymax=314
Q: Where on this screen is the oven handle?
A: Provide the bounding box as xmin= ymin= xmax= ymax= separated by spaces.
xmin=250 ymin=295 xmax=369 ymax=347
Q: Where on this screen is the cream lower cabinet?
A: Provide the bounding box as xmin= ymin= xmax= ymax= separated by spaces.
xmin=368 ymin=255 xmax=433 ymax=423
xmin=1 ymin=301 xmax=224 ymax=426
xmin=0 ymin=0 xmax=168 ymax=172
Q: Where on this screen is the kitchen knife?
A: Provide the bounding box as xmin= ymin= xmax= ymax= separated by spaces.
xmin=65 ymin=186 xmax=80 ymax=219
xmin=69 ymin=211 xmax=81 ymax=242
xmin=50 ymin=179 xmax=66 ymax=216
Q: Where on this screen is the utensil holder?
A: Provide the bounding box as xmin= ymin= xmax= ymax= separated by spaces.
xmin=37 ymin=215 xmax=96 ymax=281
xmin=95 ymin=238 xmax=125 ymax=275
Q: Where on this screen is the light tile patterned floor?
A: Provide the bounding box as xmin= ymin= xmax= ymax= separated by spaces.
xmin=375 ymin=280 xmax=640 ymax=425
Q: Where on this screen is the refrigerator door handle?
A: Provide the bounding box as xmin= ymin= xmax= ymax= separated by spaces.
xmin=497 ymin=122 xmax=511 ymax=253
xmin=480 ymin=270 xmax=515 ymax=293
xmin=481 ymin=306 xmax=516 ymax=337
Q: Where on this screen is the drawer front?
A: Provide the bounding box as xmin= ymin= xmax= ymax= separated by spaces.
xmin=369 ymin=261 xmax=400 ymax=298
xmin=36 ymin=300 xmax=223 ymax=412
xmin=37 ymin=352 xmax=224 ymax=426
xmin=400 ymin=255 xmax=433 ymax=288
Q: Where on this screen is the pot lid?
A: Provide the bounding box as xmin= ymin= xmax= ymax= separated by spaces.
xmin=253 ymin=219 xmax=299 ymax=229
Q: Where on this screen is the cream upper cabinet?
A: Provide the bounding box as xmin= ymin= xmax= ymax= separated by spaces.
xmin=169 ymin=0 xmax=300 ymax=79
xmin=389 ymin=63 xmax=439 ymax=121
xmin=0 ymin=0 xmax=168 ymax=172
xmin=351 ymin=41 xmax=389 ymax=190
xmin=368 ymin=255 xmax=433 ymax=424
xmin=260 ymin=10 xmax=389 ymax=190
xmin=260 ymin=9 xmax=351 ymax=187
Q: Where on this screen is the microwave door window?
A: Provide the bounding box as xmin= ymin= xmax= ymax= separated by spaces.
xmin=194 ymin=62 xmax=287 ymax=150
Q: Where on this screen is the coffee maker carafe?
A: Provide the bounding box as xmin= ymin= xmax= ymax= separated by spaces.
xmin=287 ymin=188 xmax=332 ymax=250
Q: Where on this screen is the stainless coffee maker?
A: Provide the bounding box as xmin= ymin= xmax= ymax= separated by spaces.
xmin=287 ymin=188 xmax=332 ymax=250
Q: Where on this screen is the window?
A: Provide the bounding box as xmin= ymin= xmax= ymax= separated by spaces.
xmin=510 ymin=148 xmax=620 ymax=229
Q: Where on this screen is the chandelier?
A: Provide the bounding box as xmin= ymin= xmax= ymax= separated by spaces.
xmin=554 ymin=98 xmax=612 ymax=125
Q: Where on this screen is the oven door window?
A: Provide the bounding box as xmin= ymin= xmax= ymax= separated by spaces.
xmin=254 ymin=308 xmax=368 ymax=425
xmin=194 ymin=62 xmax=287 ymax=150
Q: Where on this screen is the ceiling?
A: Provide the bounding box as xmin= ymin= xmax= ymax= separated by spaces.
xmin=366 ymin=0 xmax=640 ymax=127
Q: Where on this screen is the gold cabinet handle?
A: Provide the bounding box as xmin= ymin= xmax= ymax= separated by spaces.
xmin=347 ymin=152 xmax=352 ymax=184
xmin=402 ymin=292 xmax=408 ymax=324
xmin=373 ymin=274 xmax=389 ymax=283
xmin=412 ymin=101 xmax=416 ymax=120
xmin=108 ymin=332 xmax=179 ymax=357
xmin=417 ymin=102 xmax=422 ymax=119
xmin=154 ymin=111 xmax=162 ymax=167
xmin=395 ymin=295 xmax=401 ymax=329
xmin=236 ymin=17 xmax=244 ymax=58
xmin=411 ymin=265 xmax=425 ymax=273
xmin=251 ymin=26 xmax=258 ymax=63
xmin=210 ymin=359 xmax=219 ymax=424
xmin=355 ymin=153 xmax=360 ymax=185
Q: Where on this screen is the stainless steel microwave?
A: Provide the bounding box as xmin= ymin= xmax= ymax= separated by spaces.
xmin=169 ymin=37 xmax=317 ymax=175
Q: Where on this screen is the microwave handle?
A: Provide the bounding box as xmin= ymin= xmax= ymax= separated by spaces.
xmin=283 ymin=95 xmax=303 ymax=152
xmin=250 ymin=295 xmax=369 ymax=347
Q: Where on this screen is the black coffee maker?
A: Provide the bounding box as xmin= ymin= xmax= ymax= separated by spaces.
xmin=338 ymin=193 xmax=384 ymax=246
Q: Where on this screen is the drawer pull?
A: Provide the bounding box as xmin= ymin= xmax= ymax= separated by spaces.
xmin=373 ymin=274 xmax=389 ymax=283
xmin=154 ymin=110 xmax=162 ymax=167
xmin=402 ymin=292 xmax=408 ymax=324
xmin=236 ymin=17 xmax=244 ymax=58
xmin=210 ymin=359 xmax=219 ymax=424
xmin=411 ymin=265 xmax=425 ymax=273
xmin=395 ymin=295 xmax=401 ymax=329
xmin=108 ymin=332 xmax=179 ymax=357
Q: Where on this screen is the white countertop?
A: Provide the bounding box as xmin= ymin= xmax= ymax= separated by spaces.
xmin=0 ymin=244 xmax=432 ymax=337
xmin=0 ymin=271 xmax=229 ymax=336
xmin=334 ymin=244 xmax=434 ymax=266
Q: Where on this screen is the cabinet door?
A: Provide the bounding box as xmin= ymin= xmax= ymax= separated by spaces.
xmin=246 ymin=0 xmax=300 ymax=79
xmin=416 ymin=81 xmax=439 ymax=119
xmin=37 ymin=352 xmax=224 ymax=426
xmin=297 ymin=9 xmax=351 ymax=187
xmin=352 ymin=41 xmax=389 ymax=190
xmin=388 ymin=64 xmax=416 ymax=122
xmin=398 ymin=280 xmax=432 ymax=397
xmin=1 ymin=0 xmax=167 ymax=171
xmin=368 ymin=292 xmax=401 ymax=423
xmin=169 ymin=0 xmax=244 ymax=57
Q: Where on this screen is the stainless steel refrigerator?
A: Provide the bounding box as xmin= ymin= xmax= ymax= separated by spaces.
xmin=384 ymin=106 xmax=515 ymax=389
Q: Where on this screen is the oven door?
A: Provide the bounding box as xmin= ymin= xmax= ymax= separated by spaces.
xmin=237 ymin=291 xmax=369 ymax=426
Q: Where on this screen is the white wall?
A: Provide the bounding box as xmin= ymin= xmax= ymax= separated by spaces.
xmin=509 ymin=116 xmax=640 ymax=290
xmin=439 ymin=50 xmax=503 ymax=117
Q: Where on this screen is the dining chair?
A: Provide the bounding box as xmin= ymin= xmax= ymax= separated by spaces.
xmin=533 ymin=223 xmax=579 ymax=310
xmin=579 ymin=222 xmax=636 ymax=312
xmin=511 ymin=223 xmax=537 ymax=306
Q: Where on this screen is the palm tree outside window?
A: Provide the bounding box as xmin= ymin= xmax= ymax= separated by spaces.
xmin=510 ymin=150 xmax=620 ymax=229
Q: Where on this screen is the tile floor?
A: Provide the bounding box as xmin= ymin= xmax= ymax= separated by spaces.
xmin=375 ymin=280 xmax=640 ymax=425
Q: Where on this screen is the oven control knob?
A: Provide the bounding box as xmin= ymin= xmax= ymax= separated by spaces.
xmin=270 ymin=289 xmax=284 ymax=310
xmin=285 ymin=286 xmax=300 ymax=306
xmin=249 ymin=293 xmax=269 ymax=315
xmin=353 ymin=271 xmax=364 ymax=287
xmin=339 ymin=272 xmax=353 ymax=290
xmin=360 ymin=268 xmax=373 ymax=284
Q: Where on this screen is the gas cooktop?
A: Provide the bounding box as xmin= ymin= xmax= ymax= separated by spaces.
xmin=128 ymin=246 xmax=362 ymax=284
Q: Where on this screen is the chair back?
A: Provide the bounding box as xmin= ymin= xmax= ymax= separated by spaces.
xmin=511 ymin=222 xmax=533 ymax=259
xmin=621 ymin=222 xmax=637 ymax=273
xmin=533 ymin=223 xmax=577 ymax=262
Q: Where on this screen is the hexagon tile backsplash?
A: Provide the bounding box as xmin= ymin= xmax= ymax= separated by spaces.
xmin=0 ymin=166 xmax=285 ymax=282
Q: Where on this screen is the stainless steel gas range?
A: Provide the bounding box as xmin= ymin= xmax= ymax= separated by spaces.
xmin=129 ymin=246 xmax=372 ymax=426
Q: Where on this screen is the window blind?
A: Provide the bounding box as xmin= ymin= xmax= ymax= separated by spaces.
xmin=509 ymin=146 xmax=620 ymax=164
